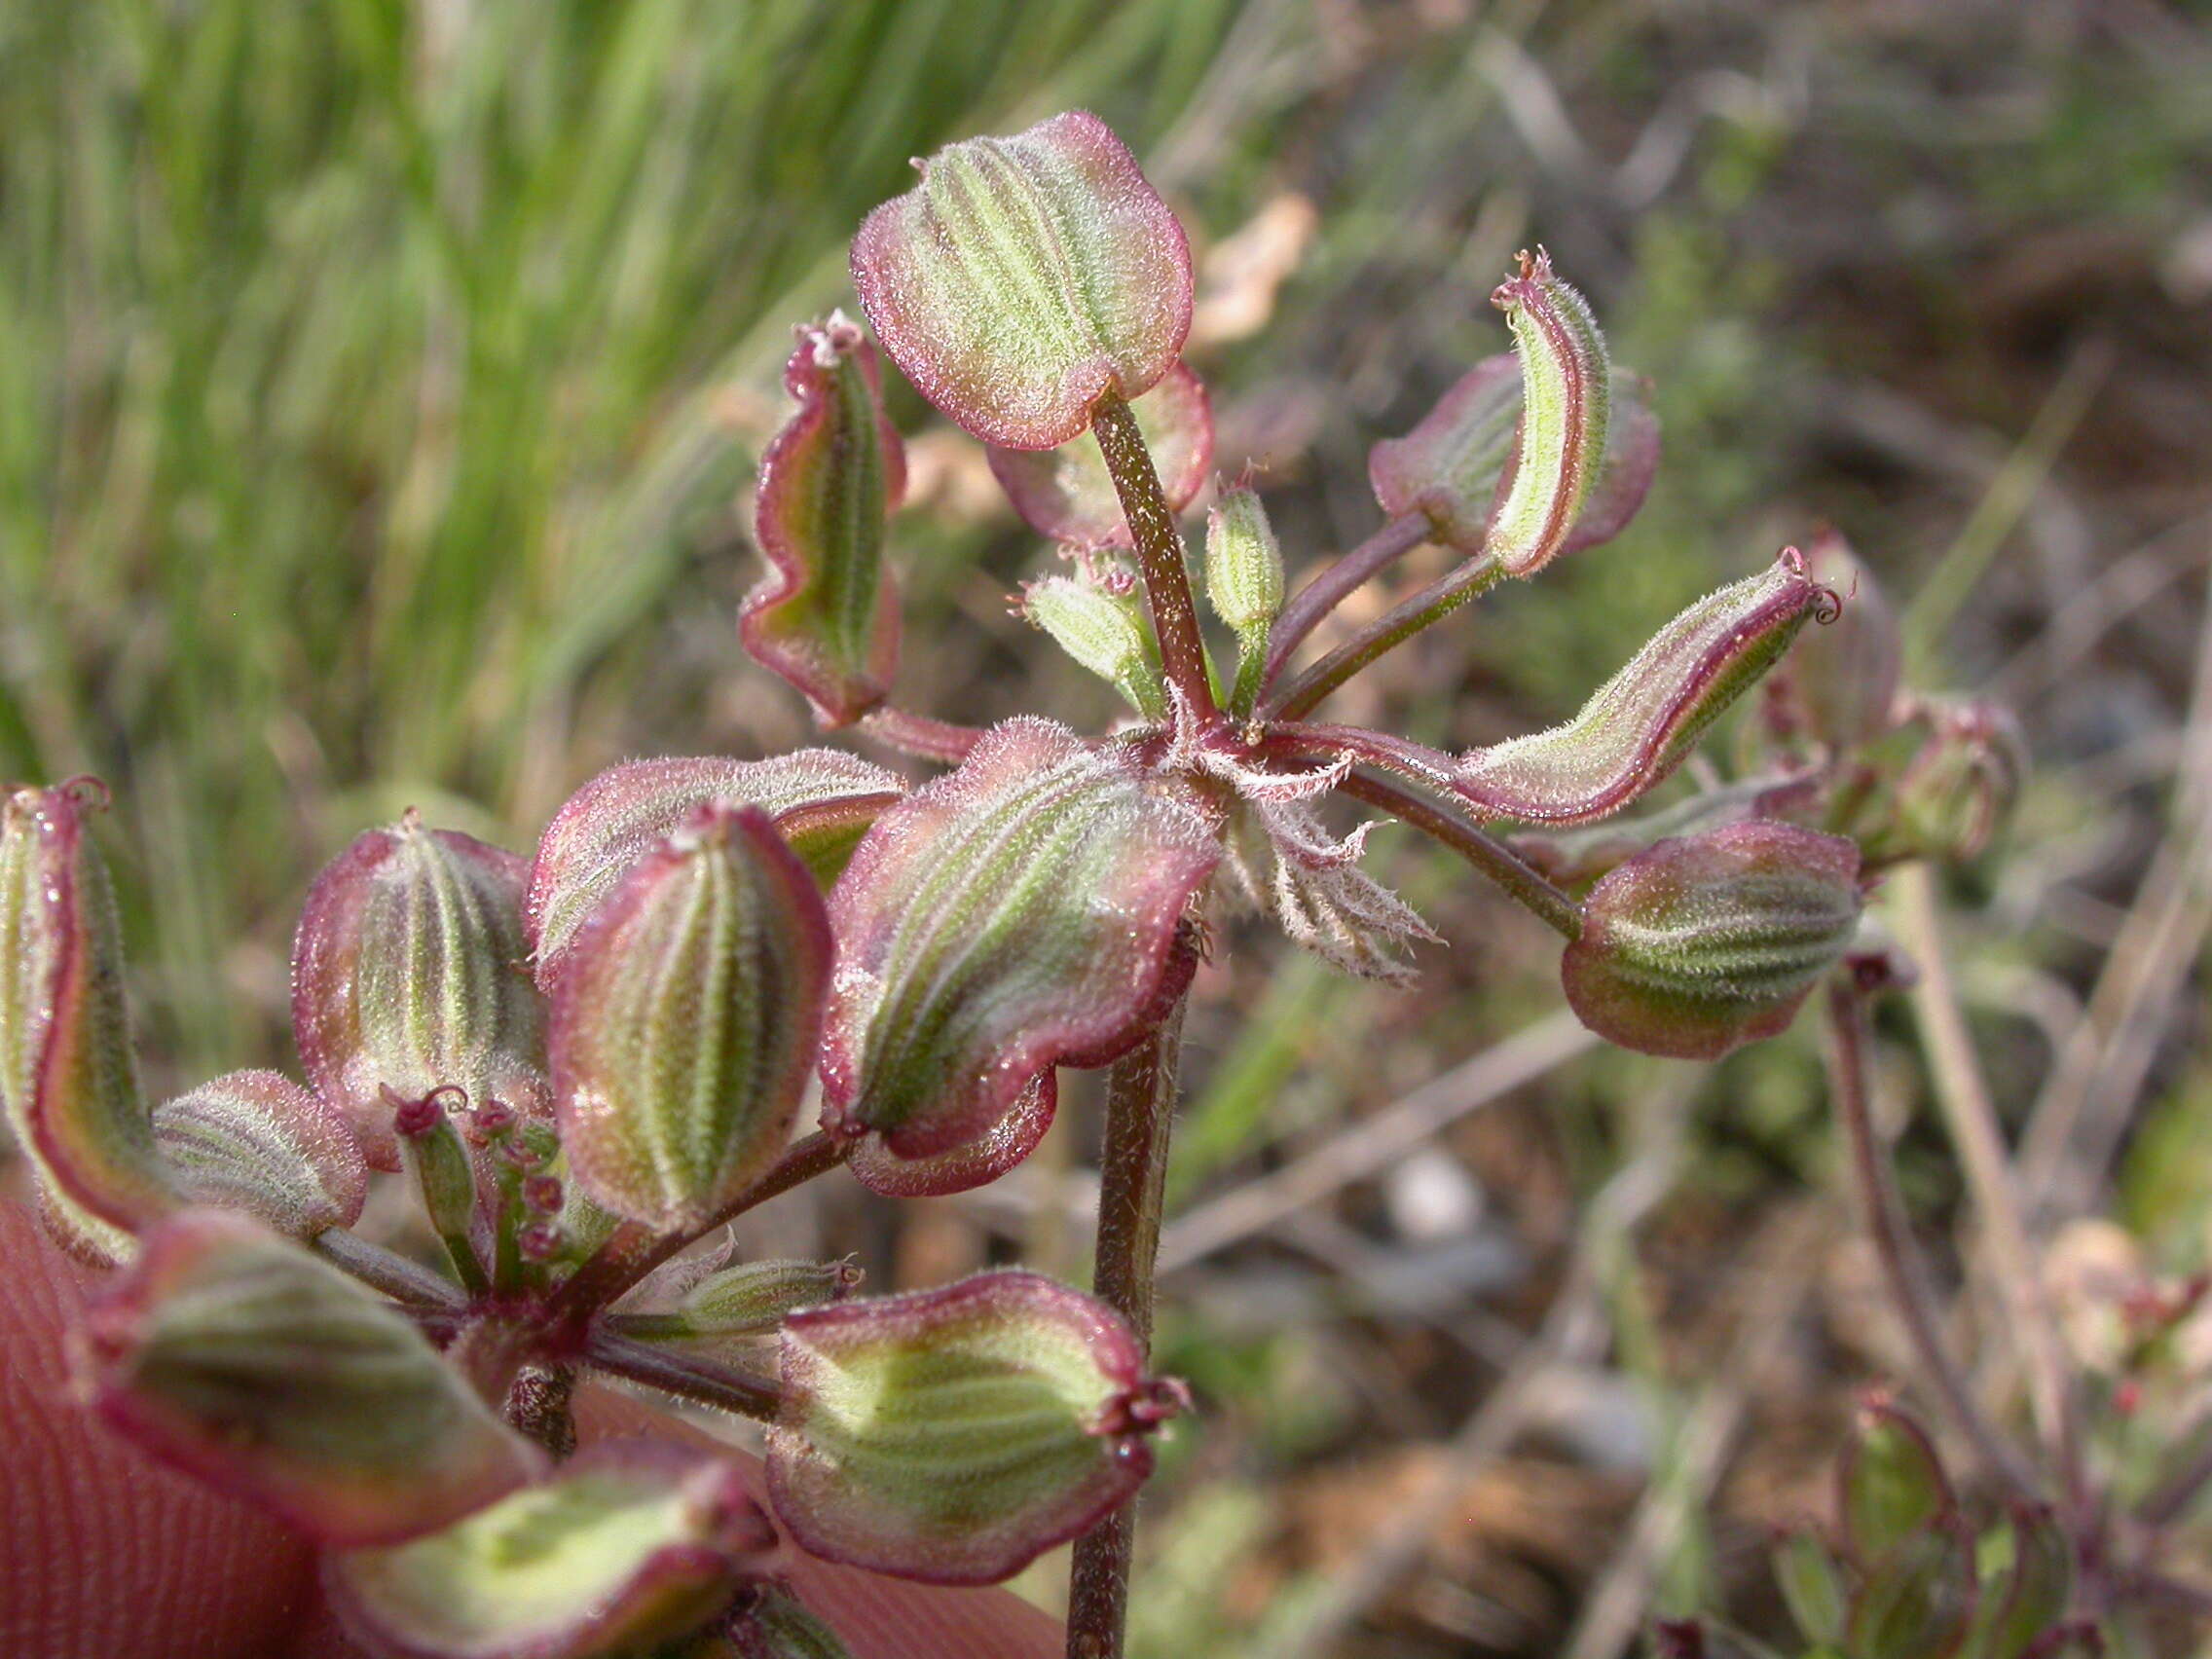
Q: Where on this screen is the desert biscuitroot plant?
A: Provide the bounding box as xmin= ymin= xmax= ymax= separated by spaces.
xmin=8 ymin=109 xmax=1936 ymax=1659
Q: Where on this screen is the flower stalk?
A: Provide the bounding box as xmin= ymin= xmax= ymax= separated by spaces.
xmin=1090 ymin=393 xmax=1217 ymax=721
xmin=1066 ymin=995 xmax=1189 ymax=1659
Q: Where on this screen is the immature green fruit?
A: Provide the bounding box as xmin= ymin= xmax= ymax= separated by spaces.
xmin=988 ymin=362 xmax=1213 ymax=548
xmin=1486 ymin=249 xmax=1612 ymax=576
xmin=1457 ymin=549 xmax=1833 ymax=825
xmin=613 ymin=1257 xmax=863 ymax=1347
xmin=845 ymin=1071 xmax=1057 ymax=1199
xmin=292 ymin=813 xmax=547 ymax=1170
xmin=851 ymin=111 xmax=1194 ymax=450
xmin=1561 ymin=820 xmax=1863 ymax=1060
xmin=741 ymin=316 xmax=908 ymax=727
xmin=1846 ymin=1520 xmax=1978 ymax=1659
xmin=526 ymin=751 xmax=903 ymax=981
xmin=818 ymin=719 xmax=1217 ymax=1161
xmin=0 ymin=779 xmax=170 ymax=1235
xmin=1369 ymin=357 xmax=1659 ymax=565
xmin=153 ymin=1068 xmax=367 ymax=1239
xmin=1018 ymin=571 xmax=1164 ymax=719
xmin=550 ymin=804 xmax=831 ymax=1231
xmin=724 ymin=1586 xmax=856 ymax=1659
xmin=1839 ymin=1396 xmax=1954 ymax=1567
xmin=1977 ymin=1504 xmax=2072 ymax=1659
xmin=82 ymin=1209 xmax=541 ymax=1546
xmin=1203 ymin=484 xmax=1285 ymax=636
xmin=324 ymin=1442 xmax=773 ymax=1659
xmin=1770 ymin=1528 xmax=1847 ymax=1647
xmin=767 ymin=1270 xmax=1186 ymax=1584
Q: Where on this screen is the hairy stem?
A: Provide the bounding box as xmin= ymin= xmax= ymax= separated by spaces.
xmin=856 ymin=705 xmax=986 ymax=764
xmin=313 ymin=1228 xmax=465 ymax=1308
xmin=1066 ymin=997 xmax=1189 ymax=1659
xmin=1891 ymin=863 xmax=2083 ymax=1506
xmin=1091 ymin=394 xmax=1216 ymax=720
xmin=1267 ymin=552 xmax=1505 ymax=720
xmin=1823 ymin=980 xmax=2042 ymax=1499
xmin=552 ymin=1131 xmax=851 ymax=1317
xmin=1264 ymin=512 xmax=1430 ymax=686
xmin=1334 ymin=767 xmax=1582 ymax=940
xmin=584 ymin=1331 xmax=781 ymax=1420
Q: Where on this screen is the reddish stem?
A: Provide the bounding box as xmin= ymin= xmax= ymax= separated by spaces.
xmin=1066 ymin=997 xmax=1189 ymax=1659
xmin=1264 ymin=512 xmax=1431 ymax=686
xmin=1267 ymin=552 xmax=1505 ymax=719
xmin=584 ymin=1331 xmax=782 ymax=1420
xmin=1823 ymin=980 xmax=2043 ymax=1500
xmin=1332 ymin=767 xmax=1582 ymax=940
xmin=551 ymin=1131 xmax=851 ymax=1319
xmin=856 ymin=706 xmax=986 ymax=763
xmin=1090 ymin=393 xmax=1217 ymax=722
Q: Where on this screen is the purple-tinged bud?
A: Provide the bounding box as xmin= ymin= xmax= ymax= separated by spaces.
xmin=81 ymin=1209 xmax=542 ymax=1545
xmin=767 ymin=1270 xmax=1182 ymax=1585
xmin=324 ymin=1441 xmax=774 ymax=1659
xmin=1456 ymin=549 xmax=1832 ymax=825
xmin=0 ymin=779 xmax=172 ymax=1237
xmin=292 ymin=814 xmax=547 ymax=1172
xmin=1774 ymin=529 xmax=1902 ymax=750
xmin=551 ymin=806 xmax=831 ymax=1232
xmin=1562 ymin=821 xmax=1863 ymax=1060
xmin=1838 ymin=1394 xmax=1955 ymax=1568
xmin=1369 ymin=354 xmax=1659 ymax=567
xmin=527 ymin=753 xmax=903 ymax=985
xmin=1879 ymin=696 xmax=2025 ymax=867
xmin=1482 ymin=249 xmax=1611 ymax=577
xmin=851 ymin=111 xmax=1194 ymax=451
xmin=516 ymin=1220 xmax=565 ymax=1263
xmin=470 ymin=1099 xmax=517 ymax=1143
xmin=1845 ymin=1518 xmax=1977 ymax=1659
xmin=819 ymin=719 xmax=1217 ymax=1161
xmin=847 ymin=1071 xmax=1057 ymax=1198
xmin=741 ymin=316 xmax=908 ymax=728
xmin=391 ymin=1087 xmax=488 ymax=1295
xmin=1771 ymin=1527 xmax=1846 ymax=1648
xmin=154 ymin=1069 xmax=368 ymax=1239
xmin=987 ymin=362 xmax=1213 ymax=547
xmin=726 ymin=1585 xmax=855 ymax=1659
xmin=615 ymin=1257 xmax=864 ymax=1347
xmin=521 ymin=1173 xmax=564 ymax=1215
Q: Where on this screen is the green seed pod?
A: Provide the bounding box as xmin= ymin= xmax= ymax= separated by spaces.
xmin=1369 ymin=355 xmax=1659 ymax=565
xmin=550 ymin=805 xmax=831 ymax=1232
xmin=819 ymin=719 xmax=1217 ymax=1161
xmin=0 ymin=779 xmax=171 ymax=1236
xmin=1203 ymin=484 xmax=1285 ymax=636
xmin=1839 ymin=1396 xmax=1955 ymax=1567
xmin=1457 ymin=549 xmax=1833 ymax=825
xmin=767 ymin=1270 xmax=1186 ymax=1585
xmin=741 ymin=316 xmax=908 ymax=728
xmin=153 ymin=1068 xmax=368 ymax=1239
xmin=1561 ymin=820 xmax=1863 ymax=1060
xmin=82 ymin=1209 xmax=541 ymax=1546
xmin=1486 ymin=249 xmax=1612 ymax=577
xmin=393 ymin=1088 xmax=489 ymax=1294
xmin=1846 ymin=1519 xmax=1978 ymax=1659
xmin=615 ymin=1257 xmax=864 ymax=1346
xmin=1881 ymin=696 xmax=2025 ymax=867
xmin=292 ymin=813 xmax=547 ymax=1171
xmin=527 ymin=752 xmax=903 ymax=982
xmin=1018 ymin=572 xmax=1165 ymax=719
xmin=324 ymin=1441 xmax=773 ymax=1659
xmin=851 ymin=111 xmax=1193 ymax=450
xmin=725 ymin=1586 xmax=856 ymax=1659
